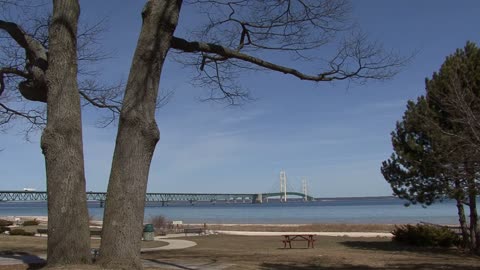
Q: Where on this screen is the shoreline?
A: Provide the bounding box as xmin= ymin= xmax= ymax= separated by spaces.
xmin=1 ymin=215 xmax=398 ymax=232
xmin=0 ymin=215 xmax=395 ymax=238
xmin=1 ymin=215 xmax=458 ymax=235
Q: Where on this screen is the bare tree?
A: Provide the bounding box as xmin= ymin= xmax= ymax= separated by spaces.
xmin=3 ymin=0 xmax=407 ymax=268
xmin=0 ymin=2 xmax=126 ymax=136
xmin=99 ymin=1 xmax=406 ymax=269
xmin=40 ymin=0 xmax=90 ymax=265
xmin=170 ymin=0 xmax=404 ymax=104
xmin=0 ymin=0 xmax=122 ymax=265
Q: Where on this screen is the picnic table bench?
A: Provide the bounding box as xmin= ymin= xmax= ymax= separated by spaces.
xmin=420 ymin=222 xmax=463 ymax=236
xmin=36 ymin=228 xmax=48 ymax=236
xmin=184 ymin=227 xmax=205 ymax=235
xmin=282 ymin=234 xmax=316 ymax=249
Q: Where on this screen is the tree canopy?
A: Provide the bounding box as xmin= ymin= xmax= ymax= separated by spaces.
xmin=381 ymin=97 xmax=450 ymax=206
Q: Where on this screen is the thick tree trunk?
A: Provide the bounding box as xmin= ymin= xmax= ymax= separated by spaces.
xmin=40 ymin=0 xmax=91 ymax=266
xmin=467 ymin=179 xmax=479 ymax=253
xmin=453 ymin=179 xmax=470 ymax=248
xmin=98 ymin=1 xmax=182 ymax=269
xmin=464 ymin=162 xmax=479 ymax=253
xmin=455 ymin=198 xmax=470 ymax=248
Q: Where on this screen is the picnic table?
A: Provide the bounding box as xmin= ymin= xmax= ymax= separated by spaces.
xmin=184 ymin=227 xmax=205 ymax=236
xmin=282 ymin=234 xmax=316 ymax=248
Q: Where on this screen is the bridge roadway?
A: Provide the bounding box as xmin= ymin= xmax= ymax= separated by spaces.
xmin=0 ymin=191 xmax=315 ymax=204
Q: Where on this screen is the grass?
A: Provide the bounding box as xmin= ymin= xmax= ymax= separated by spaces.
xmin=205 ymin=223 xmax=396 ymax=232
xmin=0 ymin=235 xmax=168 ymax=253
xmin=0 ymin=229 xmax=479 ymax=269
xmin=141 ymin=234 xmax=480 ymax=270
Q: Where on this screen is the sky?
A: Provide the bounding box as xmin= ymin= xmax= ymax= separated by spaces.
xmin=1 ymin=0 xmax=480 ymax=197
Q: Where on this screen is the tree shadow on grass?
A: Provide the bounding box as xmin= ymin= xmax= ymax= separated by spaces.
xmin=260 ymin=262 xmax=373 ymax=270
xmin=341 ymin=240 xmax=419 ymax=251
xmin=260 ymin=262 xmax=480 ymax=270
xmin=0 ymin=250 xmax=46 ymax=269
xmin=340 ymin=240 xmax=463 ymax=255
xmin=385 ymin=263 xmax=480 ymax=270
xmin=144 ymin=258 xmax=220 ymax=270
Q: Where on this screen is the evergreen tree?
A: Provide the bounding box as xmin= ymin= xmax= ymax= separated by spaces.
xmin=382 ymin=42 xmax=480 ymax=252
xmin=382 ymin=98 xmax=447 ymax=206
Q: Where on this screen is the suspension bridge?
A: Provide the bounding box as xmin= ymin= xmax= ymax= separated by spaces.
xmin=0 ymin=170 xmax=315 ymax=205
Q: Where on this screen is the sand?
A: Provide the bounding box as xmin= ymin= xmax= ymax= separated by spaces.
xmin=1 ymin=215 xmax=394 ymax=238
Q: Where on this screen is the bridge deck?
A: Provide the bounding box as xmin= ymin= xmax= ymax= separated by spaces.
xmin=0 ymin=191 xmax=315 ymax=203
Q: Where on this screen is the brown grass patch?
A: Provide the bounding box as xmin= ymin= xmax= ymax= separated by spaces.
xmin=204 ymin=223 xmax=396 ymax=232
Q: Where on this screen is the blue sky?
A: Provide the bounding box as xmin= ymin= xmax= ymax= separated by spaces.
xmin=1 ymin=0 xmax=480 ymax=197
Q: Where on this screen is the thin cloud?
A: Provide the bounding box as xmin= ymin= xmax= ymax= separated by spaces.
xmin=219 ymin=110 xmax=265 ymax=125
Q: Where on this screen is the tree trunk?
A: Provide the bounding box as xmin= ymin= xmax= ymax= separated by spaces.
xmin=41 ymin=0 xmax=91 ymax=266
xmin=98 ymin=1 xmax=182 ymax=269
xmin=464 ymin=161 xmax=479 ymax=253
xmin=453 ymin=179 xmax=470 ymax=248
xmin=467 ymin=178 xmax=479 ymax=253
xmin=455 ymin=198 xmax=470 ymax=248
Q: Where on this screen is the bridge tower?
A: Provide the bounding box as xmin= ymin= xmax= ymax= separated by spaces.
xmin=280 ymin=169 xmax=287 ymax=202
xmin=302 ymin=177 xmax=308 ymax=201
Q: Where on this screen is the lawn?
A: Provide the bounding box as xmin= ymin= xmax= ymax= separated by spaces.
xmin=143 ymin=234 xmax=480 ymax=269
xmin=0 ymin=234 xmax=479 ymax=269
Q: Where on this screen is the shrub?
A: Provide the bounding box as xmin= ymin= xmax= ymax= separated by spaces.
xmin=149 ymin=215 xmax=168 ymax=229
xmin=0 ymin=219 xmax=13 ymax=226
xmin=392 ymin=224 xmax=460 ymax=248
xmin=22 ymin=219 xmax=40 ymax=226
xmin=0 ymin=226 xmax=11 ymax=233
xmin=9 ymin=228 xmax=35 ymax=236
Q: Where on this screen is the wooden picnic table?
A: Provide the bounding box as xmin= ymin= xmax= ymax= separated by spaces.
xmin=282 ymin=234 xmax=316 ymax=249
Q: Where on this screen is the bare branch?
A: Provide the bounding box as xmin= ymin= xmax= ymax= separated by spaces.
xmin=172 ymin=35 xmax=405 ymax=82
xmin=0 ymin=98 xmax=46 ymax=136
xmin=427 ymin=61 xmax=480 ymax=155
xmin=173 ymin=1 xmax=409 ymax=105
xmin=187 ymin=0 xmax=352 ymax=52
xmin=0 ymin=19 xmax=48 ymax=102
xmin=0 ymin=20 xmax=47 ymax=68
xmin=0 ymin=12 xmax=127 ymax=131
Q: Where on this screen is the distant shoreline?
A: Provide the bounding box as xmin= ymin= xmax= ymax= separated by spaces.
xmin=0 ymin=215 xmax=401 ymax=233
xmin=1 ymin=215 xmax=457 ymax=229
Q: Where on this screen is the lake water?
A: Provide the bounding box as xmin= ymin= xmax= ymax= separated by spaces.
xmin=0 ymin=197 xmax=463 ymax=225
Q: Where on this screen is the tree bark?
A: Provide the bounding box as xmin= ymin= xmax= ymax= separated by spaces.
xmin=463 ymin=161 xmax=479 ymax=253
xmin=0 ymin=19 xmax=48 ymax=102
xmin=455 ymin=198 xmax=470 ymax=248
xmin=40 ymin=0 xmax=91 ymax=266
xmin=453 ymin=179 xmax=470 ymax=248
xmin=98 ymin=1 xmax=182 ymax=269
xmin=467 ymin=177 xmax=479 ymax=253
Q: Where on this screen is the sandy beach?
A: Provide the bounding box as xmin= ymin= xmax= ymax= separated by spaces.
xmin=1 ymin=215 xmax=396 ymax=236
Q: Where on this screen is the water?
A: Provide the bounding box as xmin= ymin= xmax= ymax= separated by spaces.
xmin=0 ymin=197 xmax=463 ymax=225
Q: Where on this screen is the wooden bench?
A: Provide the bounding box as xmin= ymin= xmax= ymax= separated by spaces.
xmin=91 ymin=248 xmax=100 ymax=260
xmin=282 ymin=234 xmax=316 ymax=248
xmin=184 ymin=228 xmax=204 ymax=236
xmin=90 ymin=228 xmax=102 ymax=236
xmin=420 ymin=222 xmax=462 ymax=236
xmin=37 ymin=228 xmax=48 ymax=236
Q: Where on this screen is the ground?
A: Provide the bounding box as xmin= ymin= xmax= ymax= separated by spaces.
xmin=144 ymin=234 xmax=480 ymax=270
xmin=0 ymin=232 xmax=479 ymax=270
